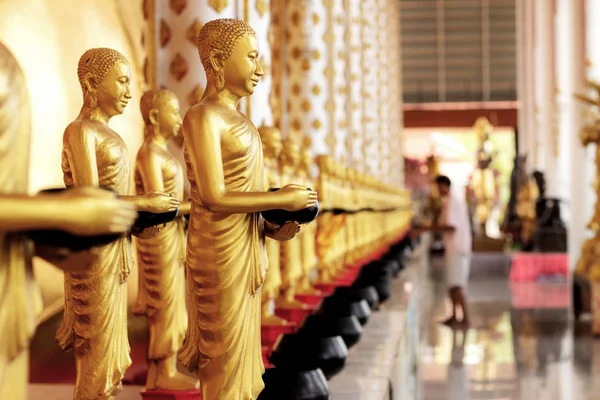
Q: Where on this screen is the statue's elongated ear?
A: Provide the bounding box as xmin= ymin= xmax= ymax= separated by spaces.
xmin=209 ymin=49 xmax=225 ymax=72
xmin=84 ymin=72 xmax=96 ymax=93
xmin=149 ymin=108 xmax=159 ymax=126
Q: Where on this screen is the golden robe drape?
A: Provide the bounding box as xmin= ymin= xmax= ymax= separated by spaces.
xmin=134 ymin=148 xmax=187 ymax=360
xmin=57 ymin=135 xmax=133 ymax=400
xmin=180 ymin=119 xmax=266 ymax=400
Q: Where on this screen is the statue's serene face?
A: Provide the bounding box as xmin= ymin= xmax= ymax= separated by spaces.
xmin=96 ymin=61 xmax=131 ymax=116
xmin=222 ymin=34 xmax=263 ymax=97
xmin=157 ymin=95 xmax=182 ymax=139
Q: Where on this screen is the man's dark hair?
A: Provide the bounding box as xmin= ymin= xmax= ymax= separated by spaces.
xmin=435 ymin=175 xmax=451 ymax=186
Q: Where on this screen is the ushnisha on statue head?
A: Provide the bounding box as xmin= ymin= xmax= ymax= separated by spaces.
xmin=77 ymin=47 xmax=131 ymax=117
xmin=197 ymin=18 xmax=263 ymax=97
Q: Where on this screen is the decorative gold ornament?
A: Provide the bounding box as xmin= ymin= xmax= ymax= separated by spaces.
xmin=169 ymin=53 xmax=188 ymax=82
xmin=160 ymin=19 xmax=172 ymax=48
xmin=186 ymin=19 xmax=204 ymax=46
xmin=301 ymin=99 xmax=311 ymax=111
xmin=143 ymin=0 xmax=151 ymax=19
xmin=209 ymin=0 xmax=229 ymax=13
xmin=169 ymin=0 xmax=188 ymax=15
xmin=256 ymin=0 xmax=268 ymax=17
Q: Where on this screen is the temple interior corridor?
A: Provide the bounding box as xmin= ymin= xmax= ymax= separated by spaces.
xmin=419 ymin=263 xmax=595 ymax=400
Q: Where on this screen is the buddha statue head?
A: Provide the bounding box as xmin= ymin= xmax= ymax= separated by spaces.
xmin=258 ymin=125 xmax=282 ymax=159
xmin=0 ymin=43 xmax=30 ymax=194
xmin=77 ymin=48 xmax=131 ymax=117
xmin=197 ymin=18 xmax=263 ymax=98
xmin=280 ymin=138 xmax=300 ymax=169
xmin=140 ymin=89 xmax=182 ymax=141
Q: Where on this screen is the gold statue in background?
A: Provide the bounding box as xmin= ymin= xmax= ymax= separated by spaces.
xmin=57 ymin=48 xmax=179 ymax=400
xmin=574 ymin=83 xmax=600 ymax=281
xmin=258 ymin=125 xmax=289 ymax=325
xmin=425 ymin=152 xmax=442 ymax=221
xmin=0 ymin=43 xmax=137 ymax=400
xmin=515 ymin=176 xmax=539 ymax=245
xmin=179 ymin=19 xmax=317 ymax=399
xmin=134 ymin=89 xmax=198 ymax=391
xmin=276 ymin=138 xmax=308 ymax=308
xmin=468 ymin=116 xmax=498 ymax=236
xmin=297 ymin=145 xmax=320 ymax=295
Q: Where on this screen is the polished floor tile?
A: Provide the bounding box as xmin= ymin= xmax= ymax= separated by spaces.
xmin=418 ymin=273 xmax=596 ymax=400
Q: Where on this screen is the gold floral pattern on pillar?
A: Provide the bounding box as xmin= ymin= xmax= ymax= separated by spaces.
xmin=209 ymin=0 xmax=229 ymax=13
xmin=169 ymin=53 xmax=188 ymax=82
xmin=188 ymin=84 xmax=205 ymax=107
xmin=169 ymin=0 xmax=188 ymax=15
xmin=269 ymin=0 xmax=283 ymax=130
xmin=186 ymin=19 xmax=204 ymax=45
xmin=160 ymin=19 xmax=172 ymax=48
xmin=256 ymin=0 xmax=268 ymax=17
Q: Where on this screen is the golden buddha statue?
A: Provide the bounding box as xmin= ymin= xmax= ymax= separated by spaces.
xmin=468 ymin=117 xmax=498 ymax=236
xmin=314 ymin=155 xmax=335 ymax=283
xmin=0 ymin=43 xmax=138 ymax=400
xmin=178 ymin=19 xmax=317 ymax=399
xmin=134 ymin=89 xmax=198 ymax=391
xmin=516 ymin=176 xmax=539 ymax=245
xmin=276 ymin=138 xmax=309 ymax=308
xmin=297 ymin=146 xmax=320 ymax=295
xmin=257 ymin=125 xmax=288 ymax=325
xmin=425 ymin=152 xmax=442 ymax=221
xmin=57 ymin=48 xmax=179 ymax=400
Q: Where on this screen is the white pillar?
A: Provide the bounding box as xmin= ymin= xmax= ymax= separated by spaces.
xmin=395 ymin=1 xmax=405 ymax=187
xmin=269 ymin=0 xmax=286 ymax=134
xmin=284 ymin=0 xmax=329 ymax=155
xmin=522 ymin=0 xmax=537 ymax=169
xmin=347 ymin=0 xmax=364 ymax=172
xmin=328 ymin=0 xmax=348 ymax=163
xmin=360 ymin=0 xmax=379 ymax=177
xmin=558 ymin=0 xmax=587 ymax=270
xmin=534 ymin=0 xmax=556 ymax=187
xmin=515 ymin=0 xmax=528 ymax=156
xmin=377 ymin=0 xmax=389 ymax=182
xmin=555 ymin=4 xmax=570 ymax=207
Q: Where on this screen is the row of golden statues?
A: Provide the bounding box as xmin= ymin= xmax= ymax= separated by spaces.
xmin=1 ymin=18 xmax=410 ymax=400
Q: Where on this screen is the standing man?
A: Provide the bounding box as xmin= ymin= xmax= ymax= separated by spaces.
xmin=417 ymin=175 xmax=472 ymax=328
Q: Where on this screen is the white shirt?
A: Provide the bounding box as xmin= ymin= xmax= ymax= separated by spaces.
xmin=439 ymin=191 xmax=472 ymax=255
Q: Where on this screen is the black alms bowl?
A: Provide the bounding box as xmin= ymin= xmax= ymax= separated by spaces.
xmin=26 ymin=188 xmax=121 ymax=252
xmin=261 ymin=188 xmax=320 ymax=225
xmin=134 ymin=209 xmax=179 ymax=229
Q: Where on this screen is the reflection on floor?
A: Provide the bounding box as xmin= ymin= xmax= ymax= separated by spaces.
xmin=419 ymin=274 xmax=598 ymax=400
